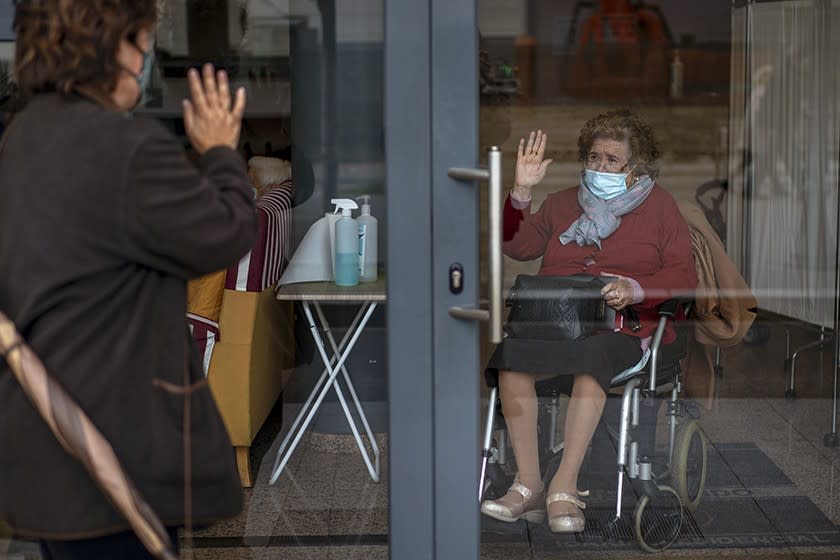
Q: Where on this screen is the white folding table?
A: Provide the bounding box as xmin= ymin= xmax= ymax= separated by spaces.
xmin=269 ymin=278 xmax=385 ymax=485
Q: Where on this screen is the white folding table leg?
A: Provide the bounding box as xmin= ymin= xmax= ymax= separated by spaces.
xmin=300 ymin=302 xmax=377 ymax=480
xmin=314 ymin=302 xmax=381 ymax=481
xmin=269 ymin=302 xmax=371 ymax=485
xmin=270 ymin=303 xmax=369 ymax=475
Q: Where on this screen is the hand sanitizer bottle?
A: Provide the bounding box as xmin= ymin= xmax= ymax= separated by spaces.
xmin=331 ymin=198 xmax=359 ymax=286
xmin=356 ymin=195 xmax=378 ymax=282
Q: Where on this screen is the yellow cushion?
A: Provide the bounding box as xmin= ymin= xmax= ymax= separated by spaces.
xmin=186 ymin=269 xmax=227 ymax=322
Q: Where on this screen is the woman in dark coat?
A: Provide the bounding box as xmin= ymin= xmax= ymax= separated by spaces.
xmin=0 ymin=0 xmax=254 ymax=556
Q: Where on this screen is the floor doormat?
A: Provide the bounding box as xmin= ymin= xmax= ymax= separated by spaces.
xmin=482 ymin=442 xmax=840 ymax=553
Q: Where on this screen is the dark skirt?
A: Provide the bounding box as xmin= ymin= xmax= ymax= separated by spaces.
xmin=485 ymin=332 xmax=643 ymax=392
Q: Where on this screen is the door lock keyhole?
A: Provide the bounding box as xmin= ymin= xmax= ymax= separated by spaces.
xmin=449 ymin=263 xmax=464 ymax=294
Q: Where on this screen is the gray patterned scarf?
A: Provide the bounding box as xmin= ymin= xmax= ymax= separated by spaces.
xmin=559 ymin=175 xmax=655 ymax=248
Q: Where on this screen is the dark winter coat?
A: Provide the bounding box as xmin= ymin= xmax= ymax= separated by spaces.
xmin=0 ymin=93 xmax=254 ymax=538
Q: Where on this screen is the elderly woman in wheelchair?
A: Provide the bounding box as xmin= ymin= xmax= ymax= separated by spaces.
xmin=480 ymin=110 xmax=698 ymax=535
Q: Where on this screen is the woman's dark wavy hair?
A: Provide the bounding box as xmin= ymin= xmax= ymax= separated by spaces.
xmin=577 ymin=109 xmax=660 ymax=178
xmin=13 ymin=0 xmax=157 ymax=101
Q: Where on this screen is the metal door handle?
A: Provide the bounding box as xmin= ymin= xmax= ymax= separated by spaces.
xmin=447 ymin=147 xmax=503 ymax=344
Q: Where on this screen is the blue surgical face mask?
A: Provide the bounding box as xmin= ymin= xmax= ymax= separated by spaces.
xmin=136 ymin=45 xmax=154 ymax=91
xmin=582 ymin=167 xmax=633 ymax=200
xmin=130 ymin=40 xmax=155 ymax=108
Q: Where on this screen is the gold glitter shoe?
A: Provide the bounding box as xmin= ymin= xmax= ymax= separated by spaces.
xmin=480 ymin=482 xmax=546 ymax=523
xmin=546 ymin=491 xmax=587 ymax=533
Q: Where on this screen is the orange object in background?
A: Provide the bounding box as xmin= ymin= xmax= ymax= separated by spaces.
xmin=578 ymin=0 xmax=668 ymax=45
xmin=569 ymin=0 xmax=671 ymax=100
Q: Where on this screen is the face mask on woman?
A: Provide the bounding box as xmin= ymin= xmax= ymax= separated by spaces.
xmin=582 ymin=166 xmax=634 ymax=200
xmin=125 ymin=39 xmax=155 ymax=108
xmin=134 ymin=40 xmax=155 ymax=104
xmin=135 ymin=43 xmax=154 ymax=92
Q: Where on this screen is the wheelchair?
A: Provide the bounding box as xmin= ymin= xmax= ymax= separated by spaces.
xmin=479 ymin=300 xmax=708 ymax=553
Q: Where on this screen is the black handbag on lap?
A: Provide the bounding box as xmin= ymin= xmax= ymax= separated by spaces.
xmin=504 ymin=274 xmax=617 ymax=340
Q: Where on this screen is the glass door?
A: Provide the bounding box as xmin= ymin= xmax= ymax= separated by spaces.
xmin=149 ymin=1 xmax=401 ymax=558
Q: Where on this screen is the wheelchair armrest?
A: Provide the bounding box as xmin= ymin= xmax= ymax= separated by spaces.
xmin=648 ymin=298 xmax=693 ymax=393
xmin=656 ymin=298 xmax=689 ymax=317
xmin=656 ymin=297 xmax=695 ymax=318
xmin=650 ymin=298 xmax=692 ymax=355
xmin=657 ymin=299 xmax=680 ymax=317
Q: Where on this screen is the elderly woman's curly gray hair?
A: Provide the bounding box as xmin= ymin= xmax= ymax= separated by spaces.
xmin=577 ymin=110 xmax=660 ymax=179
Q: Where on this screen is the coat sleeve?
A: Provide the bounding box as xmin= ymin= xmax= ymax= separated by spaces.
xmin=121 ymin=123 xmax=257 ymax=279
xmin=634 ymin=192 xmax=698 ymax=309
xmin=502 ymin=194 xmax=552 ymax=261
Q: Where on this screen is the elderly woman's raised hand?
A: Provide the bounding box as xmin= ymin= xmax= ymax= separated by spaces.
xmin=513 ymin=130 xmax=553 ymax=201
xmin=183 ymin=64 xmax=247 ymax=154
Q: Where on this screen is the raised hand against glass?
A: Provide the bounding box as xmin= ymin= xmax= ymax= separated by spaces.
xmin=183 ymin=64 xmax=247 ymax=154
xmin=513 ymin=130 xmax=553 ymax=201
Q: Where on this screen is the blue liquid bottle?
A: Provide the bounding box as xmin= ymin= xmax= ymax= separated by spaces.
xmin=331 ymin=199 xmax=359 ymax=286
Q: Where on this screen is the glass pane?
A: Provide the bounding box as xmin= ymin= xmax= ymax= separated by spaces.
xmin=478 ymin=1 xmax=840 ymax=558
xmin=1 ymin=1 xmax=386 ymax=558
xmin=165 ymin=1 xmax=386 ymax=559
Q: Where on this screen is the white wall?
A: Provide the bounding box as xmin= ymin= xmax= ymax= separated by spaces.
xmin=158 ymin=0 xmax=382 ymax=56
xmin=479 ymin=0 xmax=527 ymax=38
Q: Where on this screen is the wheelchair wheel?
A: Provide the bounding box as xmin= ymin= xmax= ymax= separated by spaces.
xmin=633 ymin=485 xmax=683 ymax=553
xmin=671 ymin=419 xmax=708 ymax=512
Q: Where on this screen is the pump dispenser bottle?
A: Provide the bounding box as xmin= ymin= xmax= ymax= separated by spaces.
xmin=331 ymin=198 xmax=359 ymax=286
xmin=356 ymin=195 xmax=378 ymax=282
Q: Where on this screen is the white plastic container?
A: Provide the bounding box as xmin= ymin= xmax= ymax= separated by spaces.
xmin=356 ymin=195 xmax=378 ymax=282
xmin=331 ymin=199 xmax=359 ymax=286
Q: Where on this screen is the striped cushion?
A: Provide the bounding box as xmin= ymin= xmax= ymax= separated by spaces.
xmin=225 ymin=179 xmax=293 ymax=292
xmin=187 ymin=313 xmax=220 ymax=376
